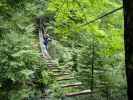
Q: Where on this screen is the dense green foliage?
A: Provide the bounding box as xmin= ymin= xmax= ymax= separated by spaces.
xmin=0 ymin=0 xmax=56 ymax=99
xmin=48 ymin=0 xmax=126 ymax=100
xmin=0 ymin=0 xmax=126 ymax=100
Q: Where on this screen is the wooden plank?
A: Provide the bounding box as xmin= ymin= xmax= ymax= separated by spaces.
xmin=57 ymin=77 xmax=75 ymax=81
xmin=48 ymin=66 xmax=57 ymax=68
xmin=49 ymin=67 xmax=61 ymax=70
xmin=65 ymin=89 xmax=92 ymax=97
xmin=53 ymin=73 xmax=70 ymax=76
xmin=61 ymin=82 xmax=82 ymax=88
xmin=47 ymin=64 xmax=54 ymax=67
xmin=56 ymin=75 xmax=72 ymax=79
xmin=47 ymin=63 xmax=54 ymax=65
xmin=47 ymin=63 xmax=57 ymax=65
xmin=52 ymin=70 xmax=71 ymax=73
xmin=48 ymin=65 xmax=58 ymax=68
xmin=51 ymin=69 xmax=62 ymax=71
xmin=52 ymin=70 xmax=62 ymax=72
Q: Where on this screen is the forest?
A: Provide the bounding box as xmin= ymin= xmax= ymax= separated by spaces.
xmin=0 ymin=0 xmax=128 ymax=100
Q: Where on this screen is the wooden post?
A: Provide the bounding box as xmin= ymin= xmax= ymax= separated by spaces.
xmin=91 ymin=36 xmax=95 ymax=92
xmin=106 ymin=87 xmax=109 ymax=100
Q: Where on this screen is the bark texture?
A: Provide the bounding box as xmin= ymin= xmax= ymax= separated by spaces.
xmin=123 ymin=0 xmax=133 ymax=100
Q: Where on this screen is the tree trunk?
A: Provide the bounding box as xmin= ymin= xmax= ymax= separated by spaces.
xmin=123 ymin=0 xmax=133 ymax=100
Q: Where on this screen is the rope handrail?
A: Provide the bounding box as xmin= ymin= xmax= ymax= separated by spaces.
xmin=81 ymin=6 xmax=123 ymax=26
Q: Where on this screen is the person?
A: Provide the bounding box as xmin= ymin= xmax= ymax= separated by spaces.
xmin=43 ymin=32 xmax=49 ymax=50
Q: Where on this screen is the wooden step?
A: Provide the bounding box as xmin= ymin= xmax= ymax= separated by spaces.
xmin=51 ymin=68 xmax=70 ymax=72
xmin=58 ymin=79 xmax=79 ymax=85
xmin=52 ymin=70 xmax=71 ymax=73
xmin=65 ymin=89 xmax=91 ymax=97
xmin=48 ymin=65 xmax=59 ymax=69
xmin=61 ymin=82 xmax=82 ymax=88
xmin=52 ymin=70 xmax=62 ymax=72
xmin=47 ymin=64 xmax=55 ymax=67
xmin=53 ymin=73 xmax=70 ymax=76
xmin=57 ymin=75 xmax=72 ymax=80
xmin=49 ymin=67 xmax=61 ymax=70
xmin=47 ymin=63 xmax=58 ymax=67
xmin=47 ymin=63 xmax=54 ymax=65
xmin=57 ymin=77 xmax=75 ymax=81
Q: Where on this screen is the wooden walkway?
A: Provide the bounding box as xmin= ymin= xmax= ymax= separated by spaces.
xmin=38 ymin=26 xmax=92 ymax=98
xmin=47 ymin=61 xmax=92 ymax=97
